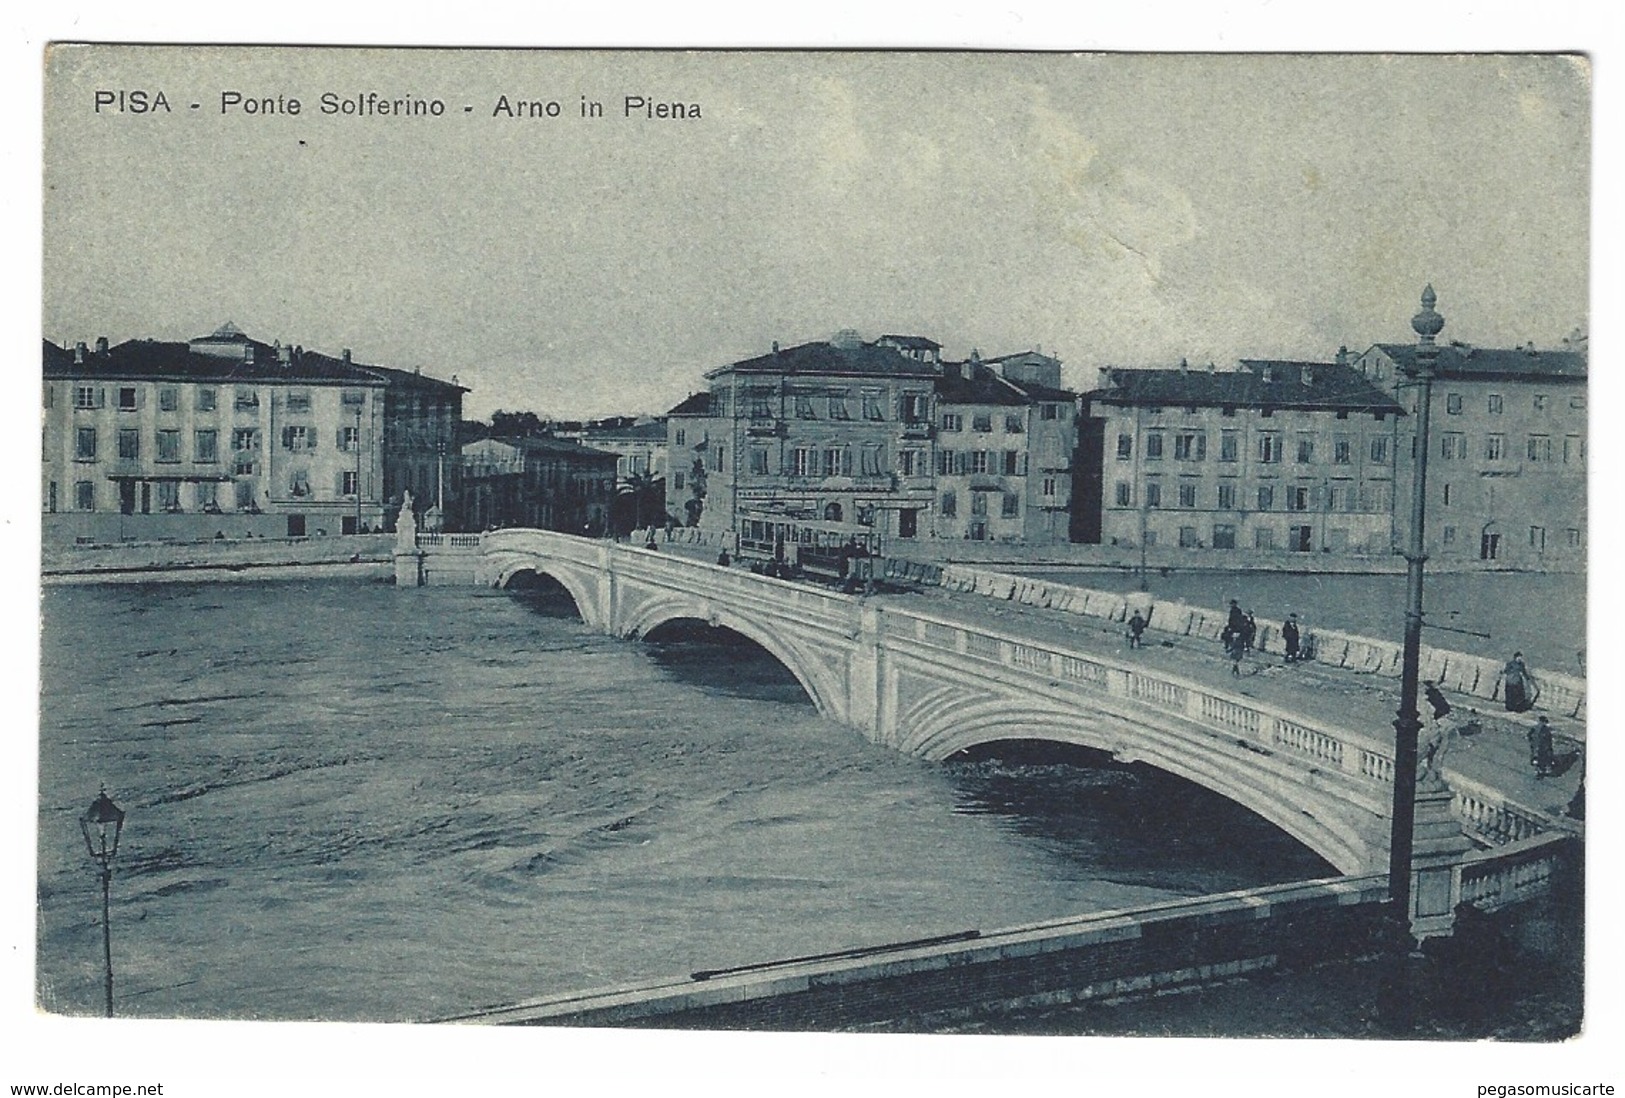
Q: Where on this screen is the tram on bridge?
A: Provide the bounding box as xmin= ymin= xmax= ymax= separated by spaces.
xmin=735 ymin=510 xmax=882 ymax=583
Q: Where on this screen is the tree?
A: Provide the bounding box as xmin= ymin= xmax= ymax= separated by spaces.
xmin=488 ymin=410 xmax=549 ymax=438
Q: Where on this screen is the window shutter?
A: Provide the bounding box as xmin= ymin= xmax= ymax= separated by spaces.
xmin=96 ymin=388 xmax=105 ymax=409
xmin=336 ymin=471 xmax=346 ymax=496
xmin=307 ymin=429 xmax=317 ymax=451
xmin=338 ymin=428 xmax=347 ymax=449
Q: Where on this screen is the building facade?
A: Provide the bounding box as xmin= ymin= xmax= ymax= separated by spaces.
xmin=555 ymin=417 xmax=668 ymax=486
xmin=933 ymin=353 xmax=1077 ymax=544
xmin=666 ymin=332 xmax=941 ymax=544
xmin=1356 ymin=341 xmax=1586 ymax=566
xmin=459 ymin=436 xmax=617 ymax=534
xmin=1078 ymin=360 xmax=1404 ymax=555
xmin=42 ymin=324 xmax=463 ymax=543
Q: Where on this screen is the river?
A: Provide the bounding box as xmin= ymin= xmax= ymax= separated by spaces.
xmin=38 ymin=578 xmax=1332 ymax=1023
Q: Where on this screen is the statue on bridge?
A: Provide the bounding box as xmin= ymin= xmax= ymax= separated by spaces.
xmin=396 ymin=490 xmax=417 ymax=551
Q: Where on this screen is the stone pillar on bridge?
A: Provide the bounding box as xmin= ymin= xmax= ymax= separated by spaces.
xmin=393 ymin=491 xmax=424 ymax=587
xmin=1408 ymin=778 xmax=1474 ymax=938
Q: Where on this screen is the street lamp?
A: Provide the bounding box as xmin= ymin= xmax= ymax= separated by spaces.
xmin=79 ymin=787 xmax=125 ymax=1018
xmin=354 ymin=407 xmax=363 ymax=535
xmin=1388 ymin=284 xmax=1443 ymax=922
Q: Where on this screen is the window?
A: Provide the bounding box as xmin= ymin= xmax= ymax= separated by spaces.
xmin=1442 ymin=483 xmax=1452 ymax=506
xmin=1217 ymin=483 xmax=1236 ymax=510
xmin=1369 ymin=437 xmax=1390 ymax=464
xmin=342 ymin=388 xmax=366 ymax=407
xmin=1002 ymin=492 xmax=1019 ymax=518
xmin=1145 ymin=482 xmax=1162 ymax=509
xmin=1564 ymin=436 xmax=1583 ymax=465
xmin=1485 ymin=434 xmax=1504 ymax=461
xmin=1001 ymin=451 xmax=1020 ymax=475
xmin=1288 ymin=485 xmax=1311 ymax=511
xmin=1257 ymin=433 xmax=1280 ymax=463
xmin=234 ymin=456 xmax=256 ymax=476
xmin=1042 ymin=477 xmax=1056 ymax=498
xmin=827 ymin=393 xmax=850 ymax=420
xmin=674 ymin=428 xmax=686 ymax=447
xmin=1443 ymin=526 xmax=1456 ymax=546
xmin=1440 ymin=432 xmax=1465 ymax=460
xmin=232 ymin=428 xmax=259 ymax=453
xmin=1178 ymin=526 xmax=1199 ymax=548
xmin=1360 ymin=483 xmax=1392 ymax=512
xmin=1040 ymin=404 xmax=1059 ymax=420
xmin=117 ymin=428 xmax=139 ymax=460
xmin=1445 ymin=393 xmax=1462 ymax=414
xmin=1333 ymin=435 xmax=1352 ymax=465
xmin=339 ymin=426 xmax=360 ymax=452
xmin=672 ymin=471 xmax=684 ymax=491
xmin=971 ymin=492 xmax=988 ymax=516
xmin=859 ymin=391 xmax=884 ymax=421
xmin=1116 ymin=433 xmax=1133 ymax=461
xmin=941 ymin=413 xmax=962 ymax=432
xmin=1145 ymin=432 xmax=1164 ymax=460
xmin=1212 ymin=524 xmax=1236 ymax=549
xmin=1005 ymin=414 xmax=1024 ymax=433
xmin=1487 ymin=394 xmax=1503 ymax=415
xmin=790 ymin=448 xmax=811 ymax=477
xmin=341 ymin=471 xmax=359 ymax=496
xmin=156 ymin=429 xmax=181 ymax=462
xmin=156 ymin=481 xmax=180 ymax=512
xmin=74 ymin=385 xmax=98 ymax=410
xmin=1178 ymin=482 xmax=1197 ymax=509
xmin=749 ymin=448 xmax=769 ymax=475
xmin=1530 ymin=526 xmax=1546 ymax=551
xmin=1257 ymin=485 xmax=1274 ymax=511
xmin=899 ymin=449 xmax=922 ymax=477
xmin=1115 ymin=482 xmax=1132 ymax=506
xmin=194 ymin=429 xmax=218 ymax=464
xmin=118 ymin=387 xmax=138 ymax=411
xmin=74 ymin=480 xmax=95 ymax=511
xmin=286 ymin=390 xmax=312 ymax=414
xmin=941 ymin=490 xmax=957 ymax=517
xmin=289 ymin=469 xmax=311 ymax=497
xmin=158 ymin=387 xmax=179 ymax=412
xmin=197 ymin=482 xmax=219 ymax=512
xmin=1527 ymin=435 xmax=1552 ymax=462
xmin=1567 ymin=528 xmax=1581 ymax=548
xmin=196 ymin=387 xmax=218 ymax=412
xmin=1533 ymin=394 xmax=1548 ymax=412
xmin=1174 ymin=432 xmax=1206 ymax=461
xmin=75 ymin=427 xmax=97 ymax=461
xmin=972 ymin=413 xmax=993 ymax=433
xmin=235 ymin=387 xmax=259 ymax=410
xmin=969 ymin=451 xmax=989 ymax=474
xmin=282 ymin=425 xmax=312 ymax=451
xmin=1219 ymin=431 xmax=1239 ymax=463
xmin=1570 ymin=395 xmax=1586 ymax=410
xmin=1295 ymin=435 xmax=1314 ymax=464
xmin=1255 ymin=527 xmax=1274 ymax=550
xmin=235 ymin=480 xmax=257 ymax=509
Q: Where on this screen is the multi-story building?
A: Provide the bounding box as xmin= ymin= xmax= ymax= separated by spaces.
xmin=42 ymin=323 xmax=464 ymax=543
xmin=666 ymin=331 xmax=940 ymax=543
xmin=933 ymin=353 xmax=1077 ymax=543
xmin=459 ymin=436 xmax=617 ymax=534
xmin=1355 ymin=340 xmax=1587 ymax=566
xmin=555 ymin=416 xmax=668 ymax=486
xmin=1077 ymin=360 xmax=1404 ymax=555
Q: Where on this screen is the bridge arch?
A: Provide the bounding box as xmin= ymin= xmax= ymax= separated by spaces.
xmin=486 ymin=553 xmax=605 ymax=629
xmin=896 ymin=692 xmax=1374 ymax=874
xmin=619 ymin=595 xmax=844 ymax=720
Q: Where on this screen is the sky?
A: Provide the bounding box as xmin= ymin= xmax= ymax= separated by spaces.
xmin=42 ymin=49 xmax=1589 ymax=422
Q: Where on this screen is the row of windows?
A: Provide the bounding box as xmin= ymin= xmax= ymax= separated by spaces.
xmin=743 ymin=390 xmax=929 ymax=423
xmin=71 ymin=426 xmax=363 ymax=463
xmin=70 ymin=384 xmax=369 ymax=413
xmin=1438 ymin=525 xmax=1581 ymax=551
xmin=1145 ymin=525 xmax=1334 ymax=551
xmin=59 ymin=472 xmax=361 ymax=513
xmin=1114 ymin=480 xmax=1392 ymax=513
xmin=941 ymin=412 xmax=1026 ymax=434
xmin=1443 ymin=392 xmax=1584 ymax=415
xmin=773 ymin=445 xmax=929 ymax=478
xmin=1435 ymin=432 xmax=1584 ymax=464
xmin=940 ymin=490 xmax=1021 ymax=519
xmin=936 ymin=450 xmax=1027 ymax=476
xmin=1119 ymin=431 xmax=1391 ymax=466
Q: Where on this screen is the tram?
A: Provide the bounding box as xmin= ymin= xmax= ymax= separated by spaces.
xmin=735 ymin=511 xmax=882 ymax=581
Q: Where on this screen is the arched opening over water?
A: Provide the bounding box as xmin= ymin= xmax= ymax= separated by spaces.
xmin=943 ymin=739 xmax=1337 ymax=890
xmin=640 ymin=618 xmax=815 ymax=706
xmin=502 ymin=568 xmax=585 ymax=620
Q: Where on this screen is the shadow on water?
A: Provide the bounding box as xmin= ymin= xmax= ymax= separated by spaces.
xmin=503 ymin=570 xmax=584 ymax=619
xmin=944 ymin=739 xmax=1336 ymax=889
xmin=641 ymin=620 xmax=812 ymax=706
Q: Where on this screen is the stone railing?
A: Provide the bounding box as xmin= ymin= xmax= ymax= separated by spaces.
xmin=934 ymin=564 xmax=1587 ymax=725
xmin=1454 ymin=831 xmax=1576 ymax=913
xmin=415 ymin=532 xmax=481 ymax=549
xmin=1448 ymin=771 xmax=1573 ymax=847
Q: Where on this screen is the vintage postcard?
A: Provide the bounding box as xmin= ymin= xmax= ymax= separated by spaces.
xmin=31 ymin=41 xmax=1594 ymax=1089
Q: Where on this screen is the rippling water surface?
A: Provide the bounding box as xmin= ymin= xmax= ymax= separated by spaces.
xmin=39 ymin=579 xmax=1332 ymax=1022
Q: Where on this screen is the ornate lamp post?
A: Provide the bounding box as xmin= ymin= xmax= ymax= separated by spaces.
xmin=79 ymin=787 xmax=125 ymax=1018
xmin=1388 ymin=285 xmax=1443 ymax=919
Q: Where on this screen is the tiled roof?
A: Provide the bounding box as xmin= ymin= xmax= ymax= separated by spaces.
xmin=707 ymin=340 xmax=941 ymax=380
xmin=1086 ymin=361 xmax=1401 ymax=412
xmin=1371 ymin=343 xmax=1587 ymax=381
xmin=667 ymin=392 xmax=712 ymax=416
xmin=877 ymin=334 xmax=942 ymax=350
xmin=43 ymin=334 xmax=466 ymax=392
xmin=937 ymin=363 xmax=1076 ymax=408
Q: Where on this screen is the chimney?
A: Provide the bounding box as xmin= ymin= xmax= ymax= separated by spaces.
xmin=1179 ymin=357 xmax=1189 ymax=375
xmin=1302 ymin=365 xmax=1314 ymax=387
xmin=771 ymin=341 xmax=779 ymax=354
xmin=74 ymin=341 xmax=86 ymax=364
xmin=1097 ymin=366 xmax=1117 ymax=389
xmin=244 ymin=344 xmax=255 ymax=364
xmin=95 ymin=336 xmax=108 ymax=354
xmin=1206 ymin=361 xmax=1216 ymax=374
xmin=1335 ymin=344 xmax=1351 ymax=367
xmin=278 ymin=343 xmax=292 ymax=364
xmin=1261 ymin=365 xmax=1274 ymax=384
xmin=343 ymin=348 xmax=352 ymax=364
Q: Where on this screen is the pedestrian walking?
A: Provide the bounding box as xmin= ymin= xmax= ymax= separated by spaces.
xmin=1282 ymin=613 xmax=1301 ymax=663
xmin=1227 ymin=629 xmax=1245 ymax=677
xmin=1501 ymin=652 xmax=1537 ymax=713
xmin=1527 ymin=715 xmax=1555 ymax=778
xmin=1424 ymin=681 xmax=1452 ymax=721
xmin=1127 ymin=610 xmax=1147 ymax=649
xmin=1242 ymin=612 xmax=1257 ymax=653
xmin=1225 ymin=599 xmax=1247 ymax=637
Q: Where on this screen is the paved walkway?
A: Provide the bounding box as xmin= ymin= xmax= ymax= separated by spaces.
xmin=647 ymin=541 xmax=1583 ymax=824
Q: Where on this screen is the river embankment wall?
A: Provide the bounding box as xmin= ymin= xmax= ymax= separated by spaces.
xmin=41 ymin=533 xmax=395 ymax=584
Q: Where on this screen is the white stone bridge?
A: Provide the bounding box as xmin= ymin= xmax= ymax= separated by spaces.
xmin=399 ymin=528 xmax=1578 ymax=909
